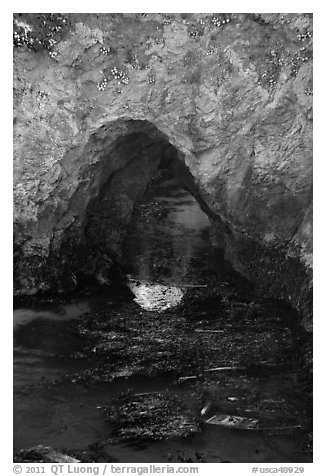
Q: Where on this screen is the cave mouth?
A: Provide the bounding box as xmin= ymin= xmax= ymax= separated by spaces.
xmin=122 ymin=156 xmax=215 ymax=287
xmin=67 ymin=122 xmax=219 ymax=292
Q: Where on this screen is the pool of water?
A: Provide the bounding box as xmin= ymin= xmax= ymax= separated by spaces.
xmin=123 ymin=174 xmax=212 ymax=286
xmin=13 ymin=292 xmax=312 ymax=462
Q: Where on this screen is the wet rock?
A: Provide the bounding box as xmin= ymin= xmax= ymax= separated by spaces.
xmin=14 ymin=444 xmax=119 ymax=464
xmin=104 ymin=391 xmax=201 ymax=441
xmin=14 ymin=445 xmax=80 ymax=463
xmin=301 ymin=431 xmax=313 ymax=455
xmin=67 ymin=284 xmax=305 ymax=384
xmin=14 ymin=283 xmax=312 ymax=460
xmin=66 ymin=443 xmax=119 ymax=463
xmin=205 ymin=414 xmax=259 ymax=429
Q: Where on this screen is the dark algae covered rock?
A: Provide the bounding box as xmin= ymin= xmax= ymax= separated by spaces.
xmin=105 ymin=391 xmax=200 ymax=441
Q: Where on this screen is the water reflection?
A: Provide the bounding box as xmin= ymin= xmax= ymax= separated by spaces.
xmin=127 ymin=280 xmax=184 ymax=311
xmin=13 ymin=301 xmax=91 ymax=330
xmin=123 ymin=173 xmax=212 ymax=285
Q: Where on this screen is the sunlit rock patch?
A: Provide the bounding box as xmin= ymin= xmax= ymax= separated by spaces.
xmin=127 ymin=280 xmax=184 ymax=311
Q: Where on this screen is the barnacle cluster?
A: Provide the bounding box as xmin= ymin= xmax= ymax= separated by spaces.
xmin=129 ymin=61 xmax=141 ymax=70
xmin=13 ymin=29 xmax=34 ymax=47
xmin=267 ymin=49 xmax=285 ymax=67
xmin=258 ymin=70 xmax=277 ymax=89
xmin=13 ymin=13 xmax=69 ymax=58
xmin=297 ymin=31 xmax=312 ymax=41
xmin=163 ymin=16 xmax=172 ymax=26
xmin=97 ymin=77 xmax=108 ymax=91
xmin=13 ymin=21 xmax=34 ymax=47
xmin=290 ymin=48 xmax=312 ymax=76
xmin=189 ymin=29 xmax=198 ymax=38
xmin=100 ymin=46 xmax=110 ymax=56
xmin=211 ymin=15 xmax=231 ymax=27
xmin=111 ymin=66 xmax=129 ymax=85
xmin=37 ymin=90 xmax=48 ymax=100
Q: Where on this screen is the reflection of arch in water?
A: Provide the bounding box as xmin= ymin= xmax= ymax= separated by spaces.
xmin=123 ymin=163 xmax=213 ymax=285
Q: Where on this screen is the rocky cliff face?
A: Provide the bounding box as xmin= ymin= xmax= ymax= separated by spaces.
xmin=13 ymin=13 xmax=312 ymax=326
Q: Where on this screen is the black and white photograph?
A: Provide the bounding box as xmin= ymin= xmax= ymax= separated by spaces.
xmin=12 ymin=5 xmax=314 ymax=471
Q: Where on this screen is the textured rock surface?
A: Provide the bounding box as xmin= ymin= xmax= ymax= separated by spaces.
xmin=14 ymin=445 xmax=80 ymax=463
xmin=13 ymin=13 xmax=312 ymax=324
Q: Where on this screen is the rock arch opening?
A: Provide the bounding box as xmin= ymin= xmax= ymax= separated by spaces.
xmin=54 ymin=119 xmax=219 ymax=292
xmin=122 ymin=154 xmax=215 ymax=286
